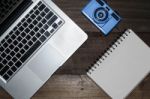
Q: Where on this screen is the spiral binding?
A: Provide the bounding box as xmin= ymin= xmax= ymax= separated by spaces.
xmin=87 ymin=29 xmax=132 ymax=75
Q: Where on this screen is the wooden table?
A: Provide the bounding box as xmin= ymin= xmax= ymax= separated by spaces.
xmin=0 ymin=0 xmax=150 ymax=98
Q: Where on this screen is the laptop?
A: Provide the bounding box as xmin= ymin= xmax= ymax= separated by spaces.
xmin=0 ymin=0 xmax=88 ymax=98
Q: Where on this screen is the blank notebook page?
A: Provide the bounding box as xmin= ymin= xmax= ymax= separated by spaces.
xmin=87 ymin=29 xmax=150 ymax=99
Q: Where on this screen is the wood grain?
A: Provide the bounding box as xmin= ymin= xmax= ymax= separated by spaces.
xmin=0 ymin=0 xmax=150 ymax=99
xmin=32 ymin=75 xmax=150 ymax=99
xmin=0 ymin=75 xmax=150 ymax=99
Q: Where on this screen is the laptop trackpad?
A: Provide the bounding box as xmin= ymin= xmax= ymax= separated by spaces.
xmin=27 ymin=44 xmax=64 ymax=81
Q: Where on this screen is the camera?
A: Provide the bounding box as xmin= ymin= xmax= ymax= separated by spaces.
xmin=82 ymin=0 xmax=122 ymax=35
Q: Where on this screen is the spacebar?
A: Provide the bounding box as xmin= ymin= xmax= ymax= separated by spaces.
xmin=20 ymin=40 xmax=42 ymax=63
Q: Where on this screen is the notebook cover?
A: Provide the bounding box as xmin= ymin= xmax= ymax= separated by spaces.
xmin=87 ymin=29 xmax=150 ymax=99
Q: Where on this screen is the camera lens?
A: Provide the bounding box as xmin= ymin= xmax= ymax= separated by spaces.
xmin=93 ymin=7 xmax=109 ymax=23
xmin=98 ymin=12 xmax=104 ymax=18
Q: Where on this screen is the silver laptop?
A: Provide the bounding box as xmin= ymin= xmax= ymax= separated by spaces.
xmin=0 ymin=0 xmax=88 ymax=98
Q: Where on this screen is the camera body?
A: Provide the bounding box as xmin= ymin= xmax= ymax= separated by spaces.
xmin=82 ymin=0 xmax=122 ymax=35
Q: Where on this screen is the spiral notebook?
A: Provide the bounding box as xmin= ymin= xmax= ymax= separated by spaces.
xmin=87 ymin=29 xmax=150 ymax=99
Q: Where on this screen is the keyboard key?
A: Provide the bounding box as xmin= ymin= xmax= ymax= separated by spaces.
xmin=24 ymin=45 xmax=29 ymax=50
xmin=21 ymin=18 xmax=26 ymax=23
xmin=37 ymin=22 xmax=43 ymax=28
xmin=25 ymin=28 xmax=30 ymax=33
xmin=11 ymin=34 xmax=16 ymax=39
xmin=40 ymin=35 xmax=46 ymax=42
xmin=29 ymin=10 xmax=34 ymax=14
xmin=2 ymin=59 xmax=7 ymax=65
xmin=14 ymin=47 xmax=19 ymax=52
xmin=47 ymin=15 xmax=58 ymax=26
xmin=39 ymin=4 xmax=46 ymax=11
xmin=30 ymin=14 xmax=36 ymax=19
xmin=34 ymin=27 xmax=39 ymax=32
xmin=39 ymin=29 xmax=45 ymax=34
xmin=37 ymin=16 xmax=42 ymax=21
xmin=32 ymin=37 xmax=37 ymax=42
xmin=25 ymin=14 xmax=30 ymax=19
xmin=5 ymin=35 xmax=9 ymax=40
xmin=3 ymin=74 xmax=9 ymax=80
xmin=33 ymin=5 xmax=38 ymax=10
xmin=20 ymin=41 xmax=41 ymax=63
xmin=7 ymin=70 xmax=13 ymax=76
xmin=33 ymin=20 xmax=38 ymax=25
xmin=35 ymin=33 xmax=41 ymax=38
xmin=10 ymin=51 xmax=15 ymax=57
xmin=40 ymin=12 xmax=46 ymax=17
xmin=0 ymin=66 xmax=9 ymax=75
xmin=11 ymin=66 xmax=17 ymax=72
xmin=12 ymin=57 xmax=17 ymax=63
xmin=43 ymin=24 xmax=49 ymax=30
xmin=44 ymin=8 xmax=50 ymax=13
xmin=45 ymin=12 xmax=53 ymax=20
xmin=19 ymin=26 xmax=24 ymax=31
xmin=44 ymin=31 xmax=51 ymax=37
xmin=35 ymin=10 xmax=40 ymax=15
xmin=0 ymin=46 xmax=5 ymax=52
xmin=18 ymin=43 xmax=23 ymax=48
xmin=21 ymin=32 xmax=26 ymax=37
xmin=8 ymin=61 xmax=13 ymax=67
xmin=58 ymin=21 xmax=63 ymax=25
xmin=16 ymin=53 xmax=21 ymax=58
xmin=23 ymin=22 xmax=28 ymax=27
xmin=27 ymin=18 xmax=32 ymax=23
xmin=13 ymin=27 xmax=17 ymax=31
xmin=20 ymin=49 xmax=25 ymax=54
xmin=17 ymin=22 xmax=21 ymax=27
xmin=28 ymin=41 xmax=33 ymax=46
xmin=15 ymin=61 xmax=22 ymax=68
xmin=29 ymin=24 xmax=34 ymax=29
xmin=1 ymin=53 xmax=7 ymax=58
xmin=52 ymin=23 xmax=58 ymax=29
xmin=9 ymin=44 xmax=15 ymax=49
xmin=6 ymin=55 xmax=11 ymax=60
xmin=22 ymin=39 xmax=27 ymax=44
xmin=1 ymin=39 xmax=5 ymax=44
xmin=5 ymin=48 xmax=11 ymax=54
xmin=13 ymin=40 xmax=18 ymax=46
xmin=50 ymin=29 xmax=54 ymax=33
xmin=41 ymin=18 xmax=46 ymax=24
xmin=17 ymin=36 xmax=22 ymax=41
xmin=30 ymin=31 xmax=35 ymax=36
xmin=3 ymin=42 xmax=8 ymax=48
xmin=26 ymin=35 xmax=31 ymax=40
xmin=37 ymin=1 xmax=42 ymax=6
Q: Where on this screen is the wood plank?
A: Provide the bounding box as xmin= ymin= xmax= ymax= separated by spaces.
xmin=0 ymin=75 xmax=149 ymax=99
xmin=0 ymin=88 xmax=11 ymax=99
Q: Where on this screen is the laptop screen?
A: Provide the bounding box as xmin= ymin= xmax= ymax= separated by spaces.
xmin=0 ymin=0 xmax=32 ymax=37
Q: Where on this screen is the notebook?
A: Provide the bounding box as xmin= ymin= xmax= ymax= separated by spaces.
xmin=87 ymin=29 xmax=150 ymax=99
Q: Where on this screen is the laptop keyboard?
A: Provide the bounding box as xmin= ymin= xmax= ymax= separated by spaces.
xmin=0 ymin=1 xmax=64 ymax=81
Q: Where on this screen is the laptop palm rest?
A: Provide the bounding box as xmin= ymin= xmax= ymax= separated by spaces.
xmin=27 ymin=44 xmax=65 ymax=82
